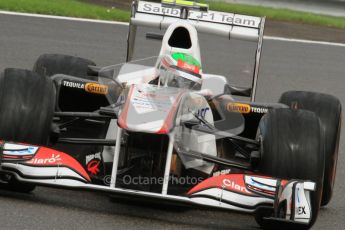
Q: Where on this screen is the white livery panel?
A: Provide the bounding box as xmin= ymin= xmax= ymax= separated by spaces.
xmin=118 ymin=84 xmax=186 ymax=133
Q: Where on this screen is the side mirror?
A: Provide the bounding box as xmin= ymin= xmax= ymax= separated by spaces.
xmin=224 ymin=84 xmax=252 ymax=97
xmin=146 ymin=32 xmax=164 ymax=41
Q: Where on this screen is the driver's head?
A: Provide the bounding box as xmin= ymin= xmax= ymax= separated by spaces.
xmin=157 ymin=52 xmax=202 ymax=90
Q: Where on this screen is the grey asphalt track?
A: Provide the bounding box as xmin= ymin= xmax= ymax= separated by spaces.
xmin=0 ymin=13 xmax=345 ymax=230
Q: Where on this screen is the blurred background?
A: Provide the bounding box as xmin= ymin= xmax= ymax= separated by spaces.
xmin=82 ymin=0 xmax=345 ymax=17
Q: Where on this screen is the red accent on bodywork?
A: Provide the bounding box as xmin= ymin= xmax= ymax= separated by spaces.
xmin=247 ymin=184 xmax=276 ymax=196
xmin=3 ymin=155 xmax=32 ymax=159
xmin=156 ymin=92 xmax=184 ymax=134
xmin=87 ymin=160 xmax=100 ymax=175
xmin=188 ymin=174 xmax=253 ymax=195
xmin=25 ymin=147 xmax=91 ymax=182
xmin=280 ymin=179 xmax=289 ymax=187
xmin=118 ymin=85 xmax=135 ymax=129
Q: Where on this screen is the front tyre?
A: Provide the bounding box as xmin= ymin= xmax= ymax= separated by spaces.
xmin=256 ymin=108 xmax=325 ymax=229
xmin=279 ymin=91 xmax=341 ymax=206
xmin=0 ymin=68 xmax=56 ymax=192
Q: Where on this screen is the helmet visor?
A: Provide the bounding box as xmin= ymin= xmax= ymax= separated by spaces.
xmin=159 ymin=62 xmax=202 ymax=90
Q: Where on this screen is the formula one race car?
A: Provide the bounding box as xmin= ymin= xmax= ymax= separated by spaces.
xmin=0 ymin=0 xmax=341 ymax=229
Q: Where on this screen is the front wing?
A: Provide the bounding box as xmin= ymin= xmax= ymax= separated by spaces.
xmin=0 ymin=141 xmax=314 ymax=226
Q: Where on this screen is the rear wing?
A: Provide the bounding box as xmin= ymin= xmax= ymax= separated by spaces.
xmin=126 ymin=0 xmax=265 ymax=101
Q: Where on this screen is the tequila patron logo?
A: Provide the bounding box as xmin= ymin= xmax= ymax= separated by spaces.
xmin=85 ymin=83 xmax=108 ymax=95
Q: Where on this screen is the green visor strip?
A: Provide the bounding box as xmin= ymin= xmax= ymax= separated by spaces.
xmin=171 ymin=53 xmax=201 ymax=68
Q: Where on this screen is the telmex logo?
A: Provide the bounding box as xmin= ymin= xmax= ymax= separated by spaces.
xmin=227 ymin=103 xmax=251 ymax=114
xmin=85 ymin=83 xmax=108 ymax=95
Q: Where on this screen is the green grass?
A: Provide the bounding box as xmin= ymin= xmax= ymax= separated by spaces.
xmin=208 ymin=1 xmax=345 ymax=29
xmin=0 ymin=0 xmax=130 ymax=22
xmin=0 ymin=0 xmax=345 ymax=29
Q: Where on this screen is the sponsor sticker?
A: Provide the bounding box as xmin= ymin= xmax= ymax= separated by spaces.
xmin=251 ymin=106 xmax=268 ymax=114
xmin=223 ymin=178 xmax=250 ymax=194
xmin=85 ymin=83 xmax=108 ymax=95
xmin=227 ymin=102 xmax=251 ymax=114
xmin=85 ymin=153 xmax=102 ymax=176
xmin=139 ymin=2 xmax=180 ymax=17
xmin=27 ymin=153 xmax=62 ymax=165
xmin=24 ymin=148 xmax=91 ymax=181
xmin=63 ymin=80 xmax=84 ymax=89
xmin=188 ymin=174 xmax=252 ymax=195
xmin=62 ymin=80 xmax=108 ymax=95
xmin=87 ymin=160 xmax=101 ymax=175
xmin=196 ymin=107 xmax=209 ymax=119
xmin=137 ymin=1 xmax=260 ymax=28
xmin=297 ymin=206 xmax=307 ymax=215
xmin=85 ymin=152 xmax=102 ymax=164
xmin=213 ymin=169 xmax=231 ymax=176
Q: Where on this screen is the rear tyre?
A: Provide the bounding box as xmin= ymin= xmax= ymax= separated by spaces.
xmin=33 ymin=53 xmax=96 ymax=80
xmin=279 ymin=91 xmax=341 ymax=206
xmin=0 ymin=68 xmax=56 ymax=192
xmin=256 ymin=108 xmax=324 ymax=229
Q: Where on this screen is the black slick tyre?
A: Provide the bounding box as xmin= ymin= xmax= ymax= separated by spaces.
xmin=33 ymin=53 xmax=96 ymax=80
xmin=256 ymin=108 xmax=324 ymax=229
xmin=0 ymin=68 xmax=56 ymax=192
xmin=279 ymin=91 xmax=341 ymax=206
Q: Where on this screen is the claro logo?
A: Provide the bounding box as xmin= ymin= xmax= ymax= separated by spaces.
xmin=226 ymin=103 xmax=251 ymax=114
xmin=85 ymin=83 xmax=108 ymax=95
xmin=27 ymin=154 xmax=62 ymax=165
xmin=222 ymin=178 xmax=250 ymax=194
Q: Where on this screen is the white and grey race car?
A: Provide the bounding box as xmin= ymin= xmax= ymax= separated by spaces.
xmin=0 ymin=1 xmax=341 ymax=229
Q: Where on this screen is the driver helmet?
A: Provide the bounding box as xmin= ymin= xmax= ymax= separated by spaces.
xmin=157 ymin=52 xmax=202 ymax=90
